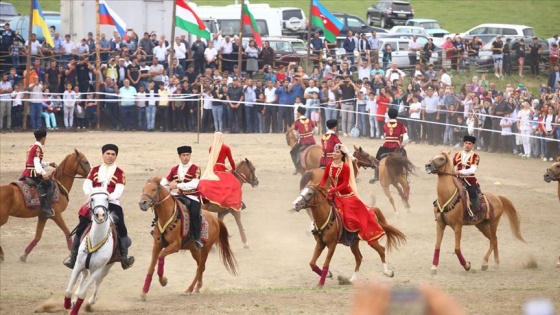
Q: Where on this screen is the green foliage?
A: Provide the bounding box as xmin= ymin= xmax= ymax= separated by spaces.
xmin=11 ymin=0 xmax=59 ymax=14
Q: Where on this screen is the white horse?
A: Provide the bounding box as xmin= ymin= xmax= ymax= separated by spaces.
xmin=64 ymin=187 xmax=116 ymax=314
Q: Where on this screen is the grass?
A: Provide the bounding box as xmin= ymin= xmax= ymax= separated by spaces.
xmin=12 ymin=0 xmax=557 ymax=38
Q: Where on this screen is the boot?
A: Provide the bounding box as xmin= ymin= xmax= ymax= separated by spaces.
xmin=38 ymin=182 xmax=54 ymax=218
xmin=469 ymin=198 xmax=479 ymax=221
xmin=119 ymin=236 xmax=135 ymax=270
xmin=370 ymin=167 xmax=379 ymax=184
xmin=62 ymin=235 xmax=81 ymax=269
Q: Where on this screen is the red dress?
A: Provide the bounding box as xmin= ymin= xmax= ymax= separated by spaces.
xmin=320 ymin=132 xmax=341 ymax=166
xmin=294 ymin=117 xmax=316 ymax=146
xmin=209 ymin=144 xmax=235 ymax=172
xmin=320 ymin=162 xmax=385 ymax=245
xmin=200 ymin=144 xmax=242 ymax=211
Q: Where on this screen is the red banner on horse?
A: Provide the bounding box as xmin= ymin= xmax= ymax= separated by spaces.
xmin=199 ymin=172 xmax=242 ymax=211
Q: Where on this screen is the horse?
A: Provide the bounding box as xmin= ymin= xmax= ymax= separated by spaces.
xmin=543 ymin=156 xmax=560 ymax=267
xmin=292 ymin=170 xmax=406 ymax=286
xmin=425 ymin=151 xmax=525 ymax=275
xmin=0 ymin=149 xmax=91 ymax=262
xmin=352 ymin=145 xmax=415 ymax=215
xmin=64 ymin=187 xmax=116 ymax=315
xmin=138 ymin=178 xmax=238 ymax=301
xmin=202 ymin=158 xmax=258 ymax=249
xmin=286 ymin=126 xmax=323 ymax=174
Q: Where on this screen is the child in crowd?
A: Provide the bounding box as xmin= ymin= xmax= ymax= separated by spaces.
xmin=9 ymin=38 xmax=24 ymax=69
xmin=500 ymin=112 xmax=514 ymax=153
xmin=466 ymin=112 xmax=476 ymax=137
xmin=62 ymin=83 xmax=77 ymax=129
xmin=136 ymin=85 xmax=147 ymax=130
xmin=366 ymin=90 xmax=379 ymax=139
xmin=293 ymin=96 xmax=304 ymax=121
xmin=158 ymin=81 xmax=171 ymax=131
xmin=10 ymin=84 xmax=24 ymax=130
xmin=85 ymin=92 xmax=97 ymax=129
xmin=310 ymin=91 xmax=320 ymax=131
xmin=41 ymin=89 xmax=59 ymax=130
xmin=74 ymin=86 xmax=85 ymax=129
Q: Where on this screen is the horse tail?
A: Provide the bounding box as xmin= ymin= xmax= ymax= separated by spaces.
xmin=217 ymin=219 xmax=238 ymax=276
xmin=385 ymin=153 xmax=416 ymax=178
xmin=498 ymin=195 xmax=525 ymax=243
xmin=373 ymin=207 xmax=406 ymax=252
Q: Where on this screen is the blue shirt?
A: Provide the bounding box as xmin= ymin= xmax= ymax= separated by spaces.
xmin=52 ymin=37 xmax=63 ymax=53
xmin=119 ymin=86 xmax=137 ymax=106
xmin=275 ymin=87 xmax=290 ymax=105
xmin=290 ymin=84 xmax=304 ymax=104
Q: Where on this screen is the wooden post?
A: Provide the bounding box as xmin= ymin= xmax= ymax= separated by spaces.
xmin=95 ymin=0 xmax=101 ymax=130
xmin=306 ymin=0 xmax=313 ymax=70
xmin=197 ymin=89 xmax=202 ymax=144
xmin=23 ymin=0 xmax=34 ymax=130
xmin=169 ymin=0 xmax=177 ymax=79
xmin=237 ymin=0 xmax=244 ymax=73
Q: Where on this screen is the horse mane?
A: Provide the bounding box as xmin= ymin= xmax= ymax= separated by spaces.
xmin=149 ymin=176 xmax=162 ymax=183
xmin=385 ymin=153 xmax=416 ymax=178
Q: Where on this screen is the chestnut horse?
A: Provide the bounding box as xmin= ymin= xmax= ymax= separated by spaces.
xmin=203 ymin=159 xmax=259 ymax=249
xmin=425 ymin=152 xmax=525 ymax=275
xmin=292 ymin=169 xmax=406 ymax=285
xmin=286 ymin=126 xmax=322 ymax=174
xmin=543 ymin=156 xmax=560 ymax=267
xmin=352 ymin=146 xmax=414 ymax=215
xmin=0 ymin=149 xmax=91 ymax=262
xmin=138 ymin=178 xmax=238 ymax=301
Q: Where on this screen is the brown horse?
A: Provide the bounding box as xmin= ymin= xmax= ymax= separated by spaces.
xmin=292 ymin=170 xmax=406 ymax=285
xmin=286 ymin=126 xmax=323 ymax=174
xmin=425 ymin=152 xmax=525 ymax=275
xmin=203 ymin=158 xmax=259 ymax=249
xmin=0 ymin=149 xmax=91 ymax=262
xmin=138 ymin=177 xmax=238 ymax=301
xmin=543 ymin=156 xmax=560 ymax=267
xmin=352 ymin=145 xmax=415 ymax=215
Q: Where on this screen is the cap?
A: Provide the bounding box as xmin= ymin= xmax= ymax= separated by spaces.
xmin=463 ymin=135 xmax=476 ymax=144
xmin=388 ymin=108 xmax=398 ymax=119
xmin=102 ymin=144 xmax=119 ymax=155
xmin=326 ymin=119 xmax=338 ymax=129
xmin=34 ymin=129 xmax=47 ymax=140
xmin=177 ymin=146 xmax=192 ymax=154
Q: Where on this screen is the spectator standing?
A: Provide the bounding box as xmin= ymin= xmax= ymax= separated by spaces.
xmin=408 ymin=35 xmax=422 ymax=66
xmin=264 ymin=79 xmax=278 ymax=133
xmin=74 ymin=86 xmax=86 ymax=129
xmin=173 ymin=36 xmax=188 ymax=71
xmin=243 ymin=78 xmax=257 ymax=133
xmin=201 ymin=87 xmax=215 ymax=132
xmin=25 ymin=33 xmax=44 ymax=61
xmin=118 ymin=79 xmax=137 ymax=131
xmin=503 ymin=38 xmax=512 ymax=76
xmin=127 ymin=56 xmax=141 ymax=88
xmin=408 ymin=94 xmax=422 ymax=142
xmin=8 ymin=38 xmax=24 ymax=70
xmin=213 ymin=83 xmax=227 ymax=132
xmin=62 ymin=83 xmax=77 ymax=129
xmin=146 ymin=81 xmax=157 ymax=132
xmin=191 ymin=36 xmax=207 ymax=75
xmin=260 ymin=41 xmax=274 ymax=68
xmin=490 ymin=92 xmax=508 ymax=152
xmin=549 ymin=43 xmax=559 ymax=69
xmin=136 ymin=85 xmax=147 ymax=130
xmin=528 ymin=37 xmax=544 ymax=77
xmin=421 ymin=86 xmax=439 ymax=145
xmin=101 ymin=78 xmax=120 ymax=130
xmin=245 ymin=40 xmax=260 ymax=78
xmin=60 ymin=34 xmax=75 ymax=67
xmin=0 ymin=73 xmax=13 ymax=130
xmin=227 ymin=77 xmax=244 ymax=133
xmin=375 ymin=87 xmax=392 ymax=138
xmin=138 ymin=32 xmax=155 ymax=60
xmin=422 ymin=38 xmax=435 ymax=65
xmin=491 ymin=36 xmax=504 ymax=78
xmin=342 ymin=31 xmax=357 ymax=65
xmin=441 ymin=37 xmax=455 ymax=71
xmin=500 ymin=112 xmax=514 ymax=154
xmin=149 ymin=57 xmax=165 ymax=85
xmin=10 ymin=84 xmax=23 ymax=130
xmin=204 ymin=42 xmax=218 ymax=69
xmin=85 ymin=92 xmax=97 ymax=129
xmin=368 ymin=31 xmax=381 ymax=64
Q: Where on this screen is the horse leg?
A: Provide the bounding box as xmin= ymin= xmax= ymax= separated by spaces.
xmin=318 ymin=243 xmax=337 ymax=286
xmin=398 ymin=177 xmax=411 ymax=212
xmin=431 ymin=220 xmax=446 ymax=275
xmin=0 ymin=210 xmax=8 ymax=262
xmin=475 ymin=221 xmax=493 ymax=270
xmin=349 ymin=243 xmax=363 ymax=282
xmin=20 ymin=217 xmax=48 ymax=262
xmin=217 ymin=210 xmax=227 ymax=221
xmin=371 ymin=242 xmax=394 ymax=277
xmin=184 ymin=249 xmax=202 ymax=294
xmin=452 ymin=226 xmax=471 ymax=271
xmin=64 ymin=267 xmax=84 ymax=309
xmin=490 ymin=221 xmax=500 ymax=268
xmin=51 ymin=212 xmax=72 ymax=251
xmin=140 ymin=241 xmax=163 ymax=301
xmin=88 ymin=265 xmax=111 ymax=305
xmin=193 ymin=248 xmax=210 ymax=293
xmin=231 ymin=210 xmax=249 ymax=249
xmin=156 ymin=244 xmax=180 ymax=287
xmin=309 ymin=241 xmax=326 ymax=277
xmin=72 ymin=268 xmax=102 ymax=315
xmin=305 ymin=208 xmax=314 ymax=236
xmin=382 ymin=184 xmax=398 ymax=216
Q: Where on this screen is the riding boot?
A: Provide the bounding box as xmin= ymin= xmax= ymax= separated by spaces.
xmin=118 ymin=235 xmax=135 ymax=270
xmin=62 ymin=234 xmax=81 ymax=269
xmin=290 ymin=144 xmax=301 ymax=175
xmin=38 ymin=181 xmax=54 ymax=218
xmin=469 ymin=197 xmax=479 ymax=221
xmin=190 ymin=200 xmax=203 ymax=249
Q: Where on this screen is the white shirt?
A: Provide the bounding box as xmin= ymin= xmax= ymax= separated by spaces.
xmin=32 ymin=141 xmax=49 ymax=175
xmin=385 ymin=68 xmax=406 ymax=83
xmin=441 ymin=73 xmax=452 ymax=87
xmin=83 ymin=163 xmax=124 ymax=205
xmin=136 ymin=91 xmax=146 ymax=108
xmin=458 ymin=151 xmax=477 ymax=176
xmin=25 ymin=40 xmax=42 ymax=55
xmin=409 ymin=101 xmax=422 ymax=119
xmin=220 ymin=41 xmax=233 ymax=54
xmin=366 ymin=99 xmax=377 ymax=117
xmin=264 ymin=87 xmax=277 ymax=103
xmin=153 ymin=45 xmax=168 ymax=62
xmin=61 ymin=40 xmax=75 ymax=55
xmin=173 ymin=42 xmax=187 ymax=59
xmin=204 ymin=47 xmax=218 ymax=61
xmin=358 ymin=65 xmax=371 ymax=81
xmin=76 ymin=43 xmax=89 ymax=55
xmin=63 ymin=90 xmax=77 ymax=107
xmin=11 ymin=90 xmax=23 ymax=106
xmin=517 ymin=108 xmax=532 ymax=131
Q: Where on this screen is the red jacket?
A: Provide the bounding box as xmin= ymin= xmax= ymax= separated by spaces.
xmin=165 ymin=164 xmax=201 ymax=198
xmin=294 ymin=117 xmax=316 ymax=146
xmin=320 ymin=131 xmax=341 ymax=166
xmin=209 ymin=144 xmax=235 ymax=172
xmin=382 ymin=120 xmax=407 ymax=149
xmin=452 ymin=151 xmax=480 ymax=187
xmin=21 ymin=143 xmax=44 ymax=178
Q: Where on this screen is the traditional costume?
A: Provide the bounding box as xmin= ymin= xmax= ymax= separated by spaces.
xmin=372 ymin=108 xmax=408 ymax=182
xmin=453 ymin=135 xmax=481 ymax=220
xmin=209 ymin=143 xmax=235 ymax=173
xmin=320 ymin=119 xmax=341 ymax=167
xmin=290 ymin=106 xmax=316 ymax=174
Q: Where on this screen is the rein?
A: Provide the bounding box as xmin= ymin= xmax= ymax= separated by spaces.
xmin=142 ymin=179 xmax=172 ymax=208
xmin=300 ymin=185 xmax=329 ymax=209
xmin=233 ymin=162 xmax=257 ymax=186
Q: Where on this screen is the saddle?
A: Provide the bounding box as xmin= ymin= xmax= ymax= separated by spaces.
xmin=167 ymin=198 xmax=209 ymax=247
xmin=10 ymin=180 xmax=61 ymax=209
xmin=298 ymin=145 xmax=315 ymax=170
xmin=464 ymin=190 xmax=495 ymax=224
xmin=79 ymin=223 xmax=120 ymax=266
xmin=312 ymin=202 xmax=359 ymax=247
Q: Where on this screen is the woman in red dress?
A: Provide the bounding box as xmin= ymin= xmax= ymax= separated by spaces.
xmin=209 ymin=141 xmax=235 ymax=173
xmin=320 ymin=144 xmax=385 ymax=245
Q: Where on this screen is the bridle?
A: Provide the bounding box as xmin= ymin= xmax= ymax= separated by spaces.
xmin=426 ymin=155 xmax=457 ymax=177
xmin=234 ymin=161 xmax=258 ymax=187
xmin=353 ymin=150 xmax=377 ymax=169
xmin=141 ymin=179 xmax=172 ymax=209
xmin=545 ymin=168 xmax=560 ymax=181
xmin=90 ymin=191 xmax=109 ymax=224
xmin=57 ymin=151 xmax=90 ymax=179
xmin=296 ymin=184 xmax=329 ymax=209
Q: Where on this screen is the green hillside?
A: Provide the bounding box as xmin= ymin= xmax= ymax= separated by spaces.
xmin=11 ymin=0 xmax=557 ymax=37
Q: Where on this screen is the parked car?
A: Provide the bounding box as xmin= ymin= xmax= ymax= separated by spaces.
xmin=0 ymin=2 xmax=19 ymax=25
xmin=477 ymin=37 xmax=550 ymax=73
xmin=366 ymin=0 xmax=414 ymax=29
xmin=245 ymin=37 xmax=301 ymax=68
xmin=460 ymin=24 xmax=536 ymax=40
xmin=278 ymin=7 xmax=307 ymax=38
xmin=388 ymin=26 xmax=429 ymax=37
xmin=9 ymin=11 xmax=60 ymax=44
xmin=287 ymin=38 xmax=307 ymax=56
xmin=332 ymin=13 xmax=387 ymax=35
xmin=405 ymin=18 xmax=449 ymax=38
xmin=376 ymin=37 xmax=438 ymax=69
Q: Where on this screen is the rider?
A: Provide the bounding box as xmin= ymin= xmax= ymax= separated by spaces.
xmin=21 ymin=129 xmax=57 ymax=218
xmin=290 ymin=106 xmax=316 ymax=174
xmin=453 ymin=135 xmax=480 ymax=221
xmin=209 ymin=136 xmax=235 ymax=173
xmin=160 ymin=146 xmax=203 ymax=249
xmin=319 ymin=143 xmax=385 ymax=245
xmin=320 ymin=119 xmax=342 ymax=167
xmin=79 ymin=144 xmax=134 ymax=269
xmin=372 ymin=108 xmax=408 ymax=183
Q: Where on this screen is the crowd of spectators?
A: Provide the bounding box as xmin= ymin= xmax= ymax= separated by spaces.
xmin=1 ymin=22 xmax=559 ymax=161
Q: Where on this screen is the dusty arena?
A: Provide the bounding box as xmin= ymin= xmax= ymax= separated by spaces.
xmin=0 ymin=131 xmax=558 ymax=314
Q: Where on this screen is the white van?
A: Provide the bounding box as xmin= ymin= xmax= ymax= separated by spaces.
xmin=278 ymin=7 xmax=307 ymax=37
xmin=461 ymin=24 xmax=535 ymax=38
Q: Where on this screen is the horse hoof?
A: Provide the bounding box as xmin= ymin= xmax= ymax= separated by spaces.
xmin=19 ymin=255 xmax=27 ymax=263
xmin=369 ymin=179 xmax=376 ymax=184
xmin=493 ymin=264 xmax=500 ymax=270
xmin=139 ymin=294 xmax=147 ymax=302
xmin=243 ymin=243 xmax=250 ymax=249
xmin=481 ymin=264 xmax=488 ymax=271
xmin=182 ymin=290 xmax=193 ymax=295
xmin=384 ymin=270 xmax=394 ymax=278
xmin=160 ymin=277 xmax=168 ymax=287
xmin=0 ymin=255 xmax=4 ymax=262
xmin=430 ymin=268 xmax=437 ymax=275
xmin=327 ymin=271 xmax=333 ymax=279
xmin=464 ymin=262 xmax=471 ymax=271
xmin=84 ymin=303 xmax=93 ymax=312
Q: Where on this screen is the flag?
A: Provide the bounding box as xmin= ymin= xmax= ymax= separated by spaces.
xmin=99 ymin=0 xmax=127 ymax=38
xmin=176 ymin=0 xmax=211 ymax=40
xmin=242 ymin=4 xmax=262 ymax=48
xmin=32 ymin=0 xmax=53 ymax=47
xmin=311 ymin=0 xmax=343 ymax=43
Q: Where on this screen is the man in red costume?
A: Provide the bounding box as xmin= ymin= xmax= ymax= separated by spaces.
xmin=21 ymin=129 xmax=57 ymax=218
xmin=453 ymin=135 xmax=480 ymax=221
xmin=320 ymin=119 xmax=342 ymax=167
xmin=63 ymin=144 xmax=135 ymax=270
xmin=160 ymin=146 xmax=203 ymax=249
xmin=290 ymin=106 xmax=316 ymax=174
xmin=372 ymin=108 xmax=408 ymax=183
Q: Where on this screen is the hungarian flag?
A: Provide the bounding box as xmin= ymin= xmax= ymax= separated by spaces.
xmin=176 ymin=0 xmax=211 ymax=40
xmin=311 ymin=0 xmax=343 ymax=43
xmin=242 ymin=4 xmax=262 ymax=48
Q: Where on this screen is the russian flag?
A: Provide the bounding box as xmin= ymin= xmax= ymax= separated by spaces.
xmin=99 ymin=0 xmax=127 ymax=38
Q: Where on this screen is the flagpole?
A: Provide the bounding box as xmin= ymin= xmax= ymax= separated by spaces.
xmin=169 ymin=0 xmax=177 ymax=80
xmin=24 ymin=0 xmax=34 ymax=130
xmin=237 ymin=0 xmax=244 ymax=73
xmin=95 ymin=0 xmax=101 ymax=130
xmin=306 ymin=0 xmax=312 ymax=70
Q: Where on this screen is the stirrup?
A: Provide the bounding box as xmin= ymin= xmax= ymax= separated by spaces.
xmin=40 ymin=208 xmax=55 ymax=218
xmin=194 ymin=240 xmax=203 ymax=249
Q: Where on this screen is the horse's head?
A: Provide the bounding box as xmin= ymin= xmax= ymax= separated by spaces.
xmin=57 ymin=149 xmax=92 ymax=179
xmin=425 ymin=151 xmax=452 ymax=175
xmin=236 ymin=158 xmax=259 ymax=187
xmin=352 ymin=145 xmax=378 ymax=169
xmin=139 ymin=177 xmax=163 ymax=211
xmin=89 ymin=187 xmax=110 ymax=224
xmin=544 ymin=158 xmax=560 ymax=183
xmin=292 ymin=181 xmax=328 ymax=212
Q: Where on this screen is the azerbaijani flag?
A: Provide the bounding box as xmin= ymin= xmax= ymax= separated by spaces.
xmin=242 ymin=4 xmax=262 ymax=48
xmin=99 ymin=0 xmax=127 ymax=38
xmin=176 ymin=0 xmax=211 ymax=40
xmin=32 ymin=0 xmax=53 ymax=47
xmin=311 ymin=0 xmax=343 ymax=43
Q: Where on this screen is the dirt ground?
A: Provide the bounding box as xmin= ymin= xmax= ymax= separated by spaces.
xmin=0 ymin=131 xmax=558 ymax=315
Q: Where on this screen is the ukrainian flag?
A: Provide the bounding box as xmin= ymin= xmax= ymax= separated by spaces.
xmin=32 ymin=0 xmax=53 ymax=47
